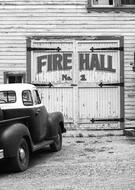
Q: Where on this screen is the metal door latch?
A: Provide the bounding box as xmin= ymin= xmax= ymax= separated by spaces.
xmin=91 ymin=118 xmax=124 ymax=123
xmin=99 ymin=82 xmax=124 ymax=87
xmin=90 ymin=47 xmax=124 ymax=52
xmin=32 ymin=82 xmax=53 ymax=88
xmin=27 ymin=47 xmax=61 ymax=52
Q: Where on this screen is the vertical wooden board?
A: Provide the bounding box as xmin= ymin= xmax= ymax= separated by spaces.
xmin=31 ymin=39 xmax=75 ymax=123
xmin=38 ymin=87 xmax=74 ymax=122
xmin=78 ymin=87 xmax=120 ymax=119
xmin=30 ymin=37 xmax=123 ymax=128
xmin=77 ymin=39 xmax=122 ymax=129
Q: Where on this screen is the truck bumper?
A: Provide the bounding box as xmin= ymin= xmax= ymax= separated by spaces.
xmin=0 ymin=149 xmax=4 ymax=159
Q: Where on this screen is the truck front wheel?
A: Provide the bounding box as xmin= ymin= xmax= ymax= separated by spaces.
xmin=50 ymin=127 xmax=62 ymax=152
xmin=11 ymin=138 xmax=29 ymax=172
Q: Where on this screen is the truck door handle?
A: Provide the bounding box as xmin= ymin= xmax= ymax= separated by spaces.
xmin=35 ymin=109 xmax=41 ymax=115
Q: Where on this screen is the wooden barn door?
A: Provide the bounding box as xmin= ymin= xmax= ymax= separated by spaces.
xmin=27 ymin=37 xmax=124 ymax=129
xmin=77 ymin=39 xmax=124 ymax=129
xmin=28 ymin=39 xmax=76 ymax=124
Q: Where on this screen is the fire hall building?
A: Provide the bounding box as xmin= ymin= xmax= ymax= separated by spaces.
xmin=0 ymin=0 xmax=135 ymax=131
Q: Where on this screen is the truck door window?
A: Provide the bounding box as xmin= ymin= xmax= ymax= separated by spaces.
xmin=22 ymin=90 xmax=33 ymax=106
xmin=33 ymin=90 xmax=41 ymax=105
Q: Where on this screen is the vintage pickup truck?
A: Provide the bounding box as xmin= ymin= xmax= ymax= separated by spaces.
xmin=0 ymin=83 xmax=66 ymax=172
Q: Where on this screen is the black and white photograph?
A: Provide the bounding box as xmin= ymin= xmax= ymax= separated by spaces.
xmin=0 ymin=0 xmax=135 ymax=189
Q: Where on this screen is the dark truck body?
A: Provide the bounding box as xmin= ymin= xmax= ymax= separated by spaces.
xmin=0 ymin=83 xmax=66 ymax=172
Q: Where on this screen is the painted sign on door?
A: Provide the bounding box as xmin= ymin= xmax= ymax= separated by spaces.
xmin=27 ymin=37 xmax=124 ymax=129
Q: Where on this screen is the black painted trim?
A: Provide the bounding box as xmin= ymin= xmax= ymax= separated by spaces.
xmin=87 ymin=7 xmax=135 ymax=13
xmin=26 ymin=38 xmax=31 ymax=83
xmin=119 ymin=36 xmax=125 ymax=130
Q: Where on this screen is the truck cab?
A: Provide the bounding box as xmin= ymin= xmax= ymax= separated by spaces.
xmin=0 ymin=83 xmax=66 ymax=172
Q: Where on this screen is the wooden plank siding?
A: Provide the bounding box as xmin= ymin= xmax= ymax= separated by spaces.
xmin=0 ymin=0 xmax=135 ymax=128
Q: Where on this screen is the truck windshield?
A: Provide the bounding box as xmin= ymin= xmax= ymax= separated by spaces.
xmin=0 ymin=91 xmax=16 ymax=104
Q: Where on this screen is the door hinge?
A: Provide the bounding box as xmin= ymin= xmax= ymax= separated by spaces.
xmin=27 ymin=47 xmax=61 ymax=52
xmin=32 ymin=82 xmax=53 ymax=88
xmin=91 ymin=118 xmax=124 ymax=123
xmin=90 ymin=47 xmax=124 ymax=52
xmin=99 ymin=82 xmax=124 ymax=87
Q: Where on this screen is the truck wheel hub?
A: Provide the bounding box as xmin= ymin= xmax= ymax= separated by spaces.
xmin=19 ymin=148 xmax=26 ymax=161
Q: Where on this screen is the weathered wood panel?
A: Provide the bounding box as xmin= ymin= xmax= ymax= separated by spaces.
xmin=0 ymin=0 xmax=135 ymax=128
xmin=29 ymin=38 xmax=122 ymax=129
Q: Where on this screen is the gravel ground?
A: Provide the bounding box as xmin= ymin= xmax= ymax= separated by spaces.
xmin=0 ymin=135 xmax=135 ymax=190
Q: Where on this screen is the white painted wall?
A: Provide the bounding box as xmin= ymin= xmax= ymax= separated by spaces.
xmin=0 ymin=0 xmax=135 ymax=128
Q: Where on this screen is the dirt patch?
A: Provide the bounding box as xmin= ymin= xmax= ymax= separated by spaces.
xmin=0 ymin=136 xmax=135 ymax=190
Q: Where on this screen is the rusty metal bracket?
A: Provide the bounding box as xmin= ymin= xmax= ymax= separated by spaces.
xmin=27 ymin=47 xmax=61 ymax=52
xmin=90 ymin=47 xmax=124 ymax=52
xmin=99 ymin=82 xmax=124 ymax=88
xmin=91 ymin=118 xmax=124 ymax=123
xmin=32 ymin=82 xmax=53 ymax=88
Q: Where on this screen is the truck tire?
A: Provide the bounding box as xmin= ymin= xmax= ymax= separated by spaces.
xmin=50 ymin=127 xmax=62 ymax=152
xmin=11 ymin=138 xmax=29 ymax=172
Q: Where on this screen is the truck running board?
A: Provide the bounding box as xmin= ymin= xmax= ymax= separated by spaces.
xmin=32 ymin=140 xmax=54 ymax=152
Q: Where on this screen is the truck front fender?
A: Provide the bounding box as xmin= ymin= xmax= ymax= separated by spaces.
xmin=47 ymin=112 xmax=66 ymax=138
xmin=0 ymin=123 xmax=31 ymax=158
